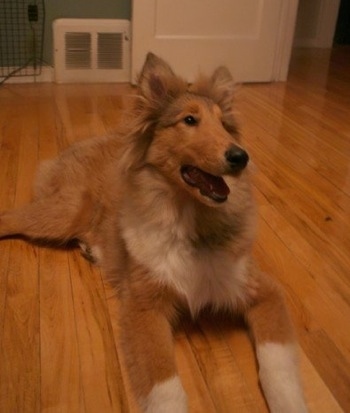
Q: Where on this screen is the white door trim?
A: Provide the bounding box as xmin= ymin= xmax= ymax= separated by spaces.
xmin=272 ymin=0 xmax=299 ymax=81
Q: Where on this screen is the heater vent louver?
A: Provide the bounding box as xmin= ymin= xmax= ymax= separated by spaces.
xmin=54 ymin=19 xmax=130 ymax=83
xmin=97 ymin=33 xmax=123 ymax=69
xmin=65 ymin=32 xmax=91 ymax=69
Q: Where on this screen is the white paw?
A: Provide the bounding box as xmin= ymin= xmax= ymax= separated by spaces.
xmin=143 ymin=376 xmax=188 ymax=413
xmin=257 ymin=342 xmax=308 ymax=413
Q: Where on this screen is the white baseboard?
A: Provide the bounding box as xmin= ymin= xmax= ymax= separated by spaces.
xmin=1 ymin=65 xmax=54 ymax=84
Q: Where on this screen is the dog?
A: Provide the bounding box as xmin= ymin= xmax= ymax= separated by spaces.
xmin=0 ymin=53 xmax=307 ymax=413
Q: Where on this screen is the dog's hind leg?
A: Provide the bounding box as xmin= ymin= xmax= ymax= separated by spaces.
xmin=244 ymin=268 xmax=308 ymax=413
xmin=0 ymin=192 xmax=92 ymax=243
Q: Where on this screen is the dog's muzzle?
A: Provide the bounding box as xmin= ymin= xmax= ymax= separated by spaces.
xmin=180 ymin=146 xmax=249 ymax=204
xmin=225 ymin=146 xmax=249 ymax=172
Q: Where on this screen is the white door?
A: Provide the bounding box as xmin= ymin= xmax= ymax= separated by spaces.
xmin=132 ymin=0 xmax=299 ymax=83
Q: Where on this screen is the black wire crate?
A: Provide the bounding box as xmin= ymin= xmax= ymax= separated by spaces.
xmin=0 ymin=0 xmax=45 ymax=81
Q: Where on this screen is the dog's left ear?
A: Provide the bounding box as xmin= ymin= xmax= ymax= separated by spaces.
xmin=138 ymin=53 xmax=177 ymax=102
xmin=211 ymin=66 xmax=235 ymax=111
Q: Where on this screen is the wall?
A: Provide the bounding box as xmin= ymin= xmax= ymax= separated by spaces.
xmin=293 ymin=0 xmax=340 ymax=47
xmin=294 ymin=0 xmax=322 ymax=43
xmin=44 ymin=0 xmax=131 ymax=64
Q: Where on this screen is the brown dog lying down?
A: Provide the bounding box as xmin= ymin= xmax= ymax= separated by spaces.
xmin=0 ymin=53 xmax=307 ymax=413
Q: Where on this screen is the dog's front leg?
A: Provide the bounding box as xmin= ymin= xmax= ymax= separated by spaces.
xmin=244 ymin=268 xmax=308 ymax=413
xmin=117 ymin=273 xmax=188 ymax=413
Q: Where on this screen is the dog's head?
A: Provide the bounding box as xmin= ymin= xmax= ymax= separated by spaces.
xmin=133 ymin=53 xmax=249 ymax=207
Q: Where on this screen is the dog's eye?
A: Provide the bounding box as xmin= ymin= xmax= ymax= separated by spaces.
xmin=183 ymin=115 xmax=198 ymax=126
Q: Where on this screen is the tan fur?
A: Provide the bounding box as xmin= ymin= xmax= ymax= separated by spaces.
xmin=0 ymin=53 xmax=307 ymax=412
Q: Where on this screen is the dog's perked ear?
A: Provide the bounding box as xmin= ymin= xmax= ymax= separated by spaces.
xmin=189 ymin=65 xmax=236 ymax=118
xmin=210 ymin=66 xmax=236 ymax=114
xmin=138 ymin=53 xmax=186 ymax=104
xmin=137 ymin=53 xmax=177 ymax=102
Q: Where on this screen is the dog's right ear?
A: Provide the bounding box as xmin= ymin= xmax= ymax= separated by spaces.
xmin=137 ymin=53 xmax=178 ymax=102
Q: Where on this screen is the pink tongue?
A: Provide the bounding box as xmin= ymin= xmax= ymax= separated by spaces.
xmin=181 ymin=166 xmax=230 ymax=202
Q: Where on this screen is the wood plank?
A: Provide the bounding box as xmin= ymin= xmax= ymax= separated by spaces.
xmin=255 ymin=187 xmax=350 ymax=307
xmin=68 ymin=252 xmax=128 ymax=413
xmin=0 ymin=104 xmax=18 ymax=335
xmin=40 ymin=247 xmax=83 ymax=413
xmin=302 ymin=329 xmax=350 ymax=411
xmin=221 ymin=319 xmax=269 ymax=413
xmin=0 ymin=242 xmax=40 ymax=413
xmin=0 ymin=98 xmax=41 ymax=412
xmin=175 ymin=327 xmax=218 ymax=413
xmin=239 ymin=89 xmax=350 ymax=196
xmin=183 ymin=317 xmax=256 ymax=413
xmin=246 ymin=142 xmax=350 ymax=285
xmin=299 ymin=348 xmax=343 ymax=413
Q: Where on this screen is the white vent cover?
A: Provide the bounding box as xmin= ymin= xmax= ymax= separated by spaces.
xmin=53 ymin=19 xmax=130 ymax=83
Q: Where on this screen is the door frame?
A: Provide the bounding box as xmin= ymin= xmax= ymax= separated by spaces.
xmin=272 ymin=0 xmax=299 ymax=81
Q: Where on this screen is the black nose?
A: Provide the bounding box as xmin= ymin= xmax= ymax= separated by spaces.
xmin=225 ymin=146 xmax=249 ymax=171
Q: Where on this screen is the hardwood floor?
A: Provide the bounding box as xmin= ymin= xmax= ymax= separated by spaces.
xmin=0 ymin=47 xmax=349 ymax=412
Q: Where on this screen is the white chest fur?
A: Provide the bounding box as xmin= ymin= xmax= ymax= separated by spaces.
xmin=121 ymin=199 xmax=249 ymax=315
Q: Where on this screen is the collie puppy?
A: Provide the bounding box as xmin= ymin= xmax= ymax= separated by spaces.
xmin=0 ymin=53 xmax=307 ymax=413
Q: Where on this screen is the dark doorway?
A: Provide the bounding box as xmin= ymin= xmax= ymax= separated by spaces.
xmin=334 ymin=0 xmax=350 ymax=44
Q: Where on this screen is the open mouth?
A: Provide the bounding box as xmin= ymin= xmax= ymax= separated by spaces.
xmin=180 ymin=165 xmax=230 ymax=203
